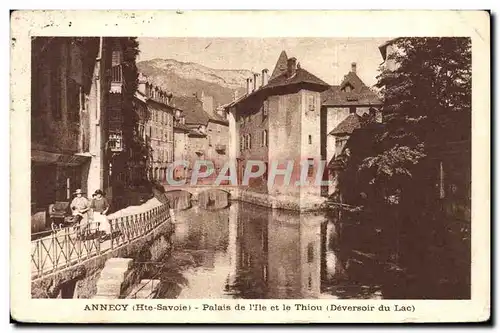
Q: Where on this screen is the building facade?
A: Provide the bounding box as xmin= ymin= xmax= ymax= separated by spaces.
xmin=135 ymin=75 xmax=175 ymax=183
xmin=320 ymin=62 xmax=382 ymax=195
xmin=31 ymin=37 xmax=126 ymax=231
xmin=172 ymin=93 xmax=229 ymax=184
xmin=173 ymin=109 xmax=190 ymax=180
xmin=226 ymin=51 xmax=330 ymax=209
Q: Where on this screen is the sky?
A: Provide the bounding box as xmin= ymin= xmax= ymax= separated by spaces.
xmin=137 ymin=37 xmax=390 ymax=87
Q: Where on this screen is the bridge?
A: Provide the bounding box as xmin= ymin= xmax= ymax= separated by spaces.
xmin=162 ymin=185 xmax=237 ymax=202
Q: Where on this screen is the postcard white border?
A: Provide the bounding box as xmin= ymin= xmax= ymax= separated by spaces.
xmin=10 ymin=10 xmax=490 ymax=323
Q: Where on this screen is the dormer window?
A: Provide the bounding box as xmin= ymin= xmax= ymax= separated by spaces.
xmin=342 ymin=83 xmax=354 ymax=93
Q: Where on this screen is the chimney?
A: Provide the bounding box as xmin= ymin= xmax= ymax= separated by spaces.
xmin=261 ymin=68 xmax=269 ymax=87
xmin=137 ymin=73 xmax=147 ymax=95
xmin=253 ymin=73 xmax=259 ymax=91
xmin=287 ymin=57 xmax=297 ymax=77
xmin=351 ymin=62 xmax=357 ymax=73
xmin=246 ymin=78 xmax=252 ymax=95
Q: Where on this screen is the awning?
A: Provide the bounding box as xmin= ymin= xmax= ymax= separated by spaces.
xmin=31 ymin=150 xmax=91 ymax=167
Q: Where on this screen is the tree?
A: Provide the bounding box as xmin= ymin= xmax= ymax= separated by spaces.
xmin=361 ymin=37 xmax=471 ymax=202
xmin=330 ymin=38 xmax=472 ymax=297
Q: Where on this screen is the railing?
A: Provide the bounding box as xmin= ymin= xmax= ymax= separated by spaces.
xmin=31 ymin=203 xmax=171 ymax=280
xmin=111 ymin=64 xmax=123 ymax=83
xmin=110 ymin=64 xmax=123 ymax=93
xmin=31 ymin=222 xmax=101 ymax=279
xmin=109 ymin=204 xmax=170 ymax=249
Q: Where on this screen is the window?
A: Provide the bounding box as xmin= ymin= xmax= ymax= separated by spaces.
xmin=307 ymin=242 xmax=314 ymax=263
xmin=50 ymin=64 xmax=62 ymax=120
xmin=262 ymin=130 xmax=268 ymax=147
xmin=111 ymin=50 xmax=122 ymax=67
xmin=349 ymin=106 xmax=356 ymax=114
xmin=247 ymin=134 xmax=252 ymax=149
xmin=263 ymin=99 xmax=269 ymax=117
xmin=308 ymin=135 xmax=312 ymax=145
xmin=308 ymin=95 xmax=315 ymax=112
xmin=307 ymin=158 xmax=314 ymax=177
xmin=240 ymin=136 xmax=244 ymax=151
xmin=67 ymin=77 xmax=80 ymax=123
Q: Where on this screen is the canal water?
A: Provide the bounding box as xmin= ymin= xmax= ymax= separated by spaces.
xmin=154 ymin=200 xmax=398 ymax=299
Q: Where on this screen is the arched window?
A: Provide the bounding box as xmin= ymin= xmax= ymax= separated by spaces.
xmin=262 ymin=130 xmax=268 ymax=147
xmin=247 ymin=134 xmax=251 ymax=149
xmin=240 ymin=135 xmax=244 ymax=151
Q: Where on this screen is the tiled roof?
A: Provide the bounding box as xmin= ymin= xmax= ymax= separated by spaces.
xmin=188 ymin=129 xmax=207 ymax=137
xmin=208 ymin=112 xmax=229 ymax=126
xmin=378 ymin=37 xmax=402 ymax=61
xmin=321 ymin=72 xmax=382 ymax=107
xmin=173 ymin=122 xmax=190 ymax=132
xmin=172 ymin=96 xmax=209 ymax=125
xmin=270 ymin=50 xmax=288 ymax=80
xmin=266 ymin=67 xmax=330 ymax=90
xmin=329 ymin=114 xmax=362 ymax=136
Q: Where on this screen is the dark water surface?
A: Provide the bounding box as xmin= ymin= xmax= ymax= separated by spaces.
xmin=154 ymin=201 xmax=396 ymax=299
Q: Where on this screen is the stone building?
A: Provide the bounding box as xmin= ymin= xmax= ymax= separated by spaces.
xmin=173 ymin=108 xmax=190 ymax=180
xmin=320 ymin=62 xmax=382 ymax=195
xmin=172 ymin=93 xmax=229 ymax=184
xmin=135 ymin=74 xmax=175 ymax=183
xmin=226 ymin=51 xmax=330 ymax=209
xmin=30 ymin=37 xmax=130 ymax=232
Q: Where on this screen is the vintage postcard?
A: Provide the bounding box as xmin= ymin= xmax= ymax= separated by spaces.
xmin=10 ymin=10 xmax=490 ymax=323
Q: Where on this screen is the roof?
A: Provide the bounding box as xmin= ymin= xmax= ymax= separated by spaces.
xmin=172 ymin=95 xmax=209 ymax=125
xmin=321 ymin=72 xmax=382 ymax=107
xmin=378 ymin=37 xmax=402 ymax=62
xmin=226 ymin=51 xmax=329 ymax=109
xmin=188 ymin=129 xmax=207 ymax=137
xmin=270 ymin=50 xmax=288 ymax=80
xmin=329 ymin=114 xmax=362 ymax=136
xmin=266 ymin=67 xmax=330 ymax=90
xmin=208 ymin=112 xmax=229 ymax=126
xmin=174 ymin=122 xmax=190 ymax=132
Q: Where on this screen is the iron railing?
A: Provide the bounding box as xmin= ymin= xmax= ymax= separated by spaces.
xmin=109 ymin=204 xmax=170 ymax=249
xmin=31 ymin=203 xmax=170 ymax=280
xmin=31 ymin=222 xmax=101 ymax=279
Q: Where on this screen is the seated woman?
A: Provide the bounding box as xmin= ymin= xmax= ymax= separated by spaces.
xmin=70 ymin=189 xmax=91 ymax=238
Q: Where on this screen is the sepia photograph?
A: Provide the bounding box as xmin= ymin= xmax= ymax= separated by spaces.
xmin=11 ymin=10 xmax=490 ymax=323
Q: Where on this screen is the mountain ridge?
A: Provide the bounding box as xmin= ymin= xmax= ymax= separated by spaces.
xmin=137 ymin=58 xmax=253 ymax=106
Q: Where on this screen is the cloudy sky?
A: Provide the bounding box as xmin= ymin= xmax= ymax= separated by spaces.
xmin=137 ymin=37 xmax=389 ymax=87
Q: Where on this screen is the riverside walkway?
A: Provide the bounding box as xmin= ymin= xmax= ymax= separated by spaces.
xmin=31 ymin=198 xmax=171 ymax=280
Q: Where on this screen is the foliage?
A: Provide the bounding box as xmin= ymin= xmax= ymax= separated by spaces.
xmin=333 ymin=37 xmax=471 ymax=203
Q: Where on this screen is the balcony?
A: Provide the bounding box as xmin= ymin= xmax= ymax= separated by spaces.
xmin=108 ymin=132 xmax=124 ymax=153
xmin=110 ymin=64 xmax=123 ymax=94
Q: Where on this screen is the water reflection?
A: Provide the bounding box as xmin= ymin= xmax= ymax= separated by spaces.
xmin=158 ymin=201 xmax=384 ymax=299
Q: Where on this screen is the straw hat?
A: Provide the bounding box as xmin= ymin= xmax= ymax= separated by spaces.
xmin=73 ymin=189 xmax=84 ymax=195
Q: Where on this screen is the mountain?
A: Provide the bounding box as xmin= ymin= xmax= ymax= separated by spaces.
xmin=137 ymin=58 xmax=252 ymax=106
